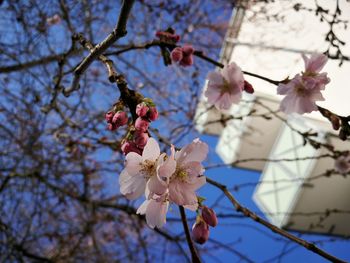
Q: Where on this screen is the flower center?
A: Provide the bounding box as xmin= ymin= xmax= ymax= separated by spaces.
xmin=171 ymin=166 xmax=188 ymax=182
xmin=221 ymin=78 xmax=231 ymax=94
xmin=303 ymin=71 xmax=317 ymax=78
xmin=140 ymin=160 xmax=156 ymax=179
xmin=294 ymin=84 xmax=308 ymax=97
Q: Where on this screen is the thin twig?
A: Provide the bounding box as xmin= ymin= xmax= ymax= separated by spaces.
xmin=206 ymin=177 xmax=347 ymax=263
xmin=63 ymin=0 xmax=135 ymax=96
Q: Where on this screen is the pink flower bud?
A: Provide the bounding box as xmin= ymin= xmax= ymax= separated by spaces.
xmin=148 ymin=107 xmax=159 ymax=121
xmin=156 ymin=31 xmax=181 ymax=43
xmin=171 ymin=34 xmax=181 ymax=42
xmin=136 ymin=102 xmax=149 ymax=117
xmin=134 ymin=131 xmax=149 ymax=148
xmin=135 ymin=117 xmax=150 ymax=132
xmin=171 ymin=47 xmax=183 ymax=62
xmin=179 ymin=55 xmax=193 ymax=67
xmin=155 ymin=31 xmax=163 ymax=38
xmin=112 ymin=111 xmax=128 ymax=126
xmin=330 ymin=115 xmax=340 ymax=131
xmin=121 ymin=141 xmax=142 ymax=155
xmin=201 ymin=206 xmax=218 ymax=227
xmin=192 ymin=221 xmax=209 ymax=245
xmin=107 ymin=123 xmax=117 ymax=131
xmin=182 ymin=44 xmax=194 ymax=56
xmin=105 ymin=111 xmax=114 ymax=123
xmin=243 ymin=80 xmax=254 ymax=94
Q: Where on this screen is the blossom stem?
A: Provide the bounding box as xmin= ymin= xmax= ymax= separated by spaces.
xmin=179 ymin=206 xmax=202 ymax=263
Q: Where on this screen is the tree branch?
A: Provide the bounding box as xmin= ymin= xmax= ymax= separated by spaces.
xmin=63 ymin=0 xmax=135 ymax=96
xmin=206 ymin=177 xmax=347 ymax=263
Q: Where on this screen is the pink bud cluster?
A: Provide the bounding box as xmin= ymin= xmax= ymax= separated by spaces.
xmin=155 ymin=30 xmax=181 ymax=43
xmin=192 ymin=206 xmax=218 ymax=244
xmin=105 ymin=111 xmax=128 ymax=131
xmin=170 ymin=44 xmax=194 ymax=67
xmin=121 ymin=102 xmax=159 ymax=155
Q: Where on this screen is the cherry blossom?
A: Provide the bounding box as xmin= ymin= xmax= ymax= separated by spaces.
xmin=119 ymin=138 xmax=161 ymax=199
xmin=204 ymin=62 xmax=245 ymax=110
xmin=119 ymin=137 xmax=208 ymax=228
xmin=136 ymin=146 xmax=176 ymax=228
xmin=277 ymin=53 xmax=330 ymax=114
xmin=167 ymin=138 xmax=208 ymax=209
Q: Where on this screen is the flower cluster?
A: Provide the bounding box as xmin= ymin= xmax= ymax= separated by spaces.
xmin=204 ymin=62 xmax=247 ymax=111
xmin=105 ymin=111 xmax=128 ymax=131
xmin=171 ymin=45 xmax=194 ymax=67
xmin=119 ymin=138 xmax=208 ymax=229
xmin=121 ymin=100 xmax=159 ymax=155
xmin=192 ymin=206 xmax=218 ymax=244
xmin=277 ymin=53 xmax=330 ymax=114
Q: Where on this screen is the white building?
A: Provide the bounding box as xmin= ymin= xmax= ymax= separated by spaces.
xmin=196 ymin=0 xmax=350 ymax=236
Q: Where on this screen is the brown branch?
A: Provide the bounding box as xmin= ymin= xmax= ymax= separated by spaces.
xmin=206 ymin=177 xmax=347 ymax=263
xmin=179 ymin=205 xmax=201 ymax=263
xmin=0 ymin=54 xmax=64 ymax=74
xmin=63 ymin=0 xmax=135 ymax=96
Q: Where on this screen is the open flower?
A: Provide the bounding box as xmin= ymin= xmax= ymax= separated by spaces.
xmin=277 ymin=53 xmax=330 ymax=114
xmin=119 ymin=138 xmax=161 ymax=200
xmin=205 ymin=62 xmax=244 ymax=111
xmin=137 ymin=148 xmax=176 ymax=229
xmin=168 ymin=138 xmax=208 ymax=209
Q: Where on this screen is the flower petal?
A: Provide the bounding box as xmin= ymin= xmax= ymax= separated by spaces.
xmin=169 ymin=181 xmax=198 ymax=206
xmin=147 ymin=176 xmax=168 ymax=196
xmin=207 ymin=71 xmax=224 ymax=85
xmin=119 ymin=169 xmax=146 ymax=200
xmin=303 ymin=53 xmax=328 ymax=73
xmin=176 ymin=138 xmax=208 ymax=165
xmin=215 ymin=93 xmax=232 ymax=110
xmin=157 ymin=146 xmax=176 ymax=183
xmin=142 ymin=138 xmax=160 ymax=161
xmin=145 ymin=199 xmax=169 ymax=228
xmin=125 ymin=152 xmax=142 ymax=175
xmin=136 ymin=199 xmax=149 ymax=215
xmin=222 ymin=62 xmax=244 ymax=92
